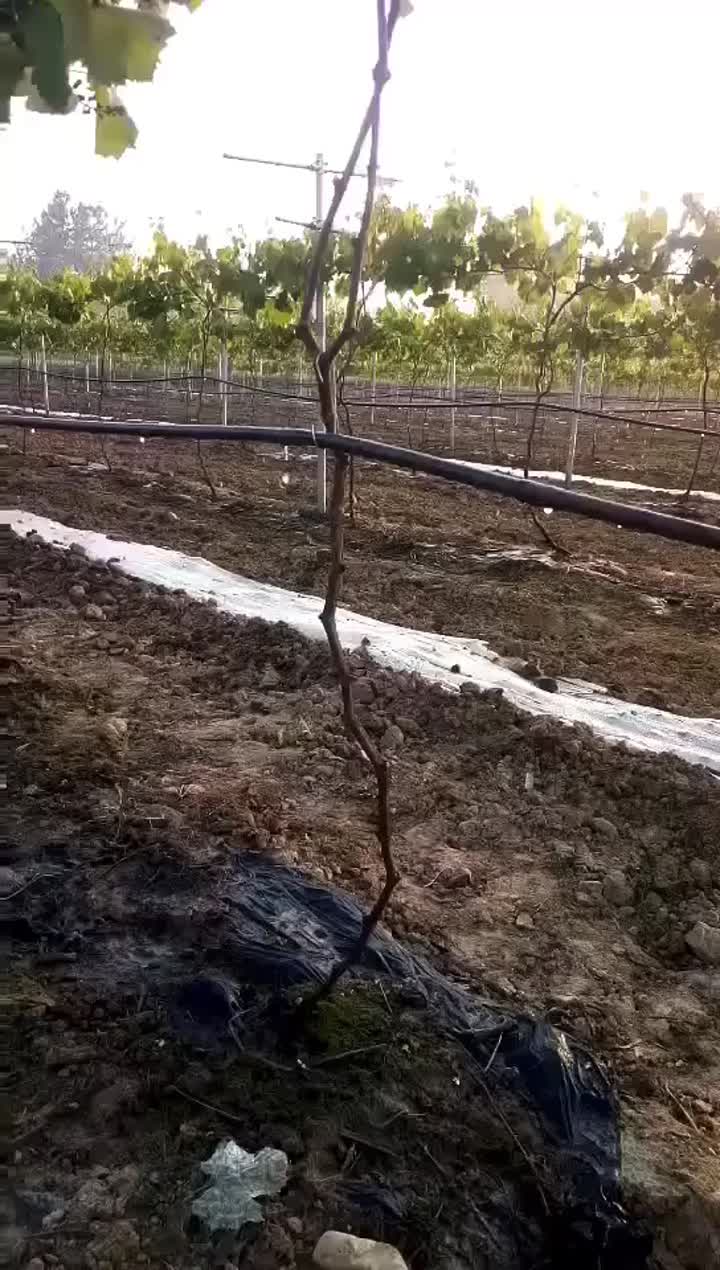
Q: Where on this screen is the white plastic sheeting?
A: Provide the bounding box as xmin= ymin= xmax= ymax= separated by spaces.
xmin=8 ymin=509 xmax=720 ymax=772
xmin=454 ymin=459 xmax=720 ymax=504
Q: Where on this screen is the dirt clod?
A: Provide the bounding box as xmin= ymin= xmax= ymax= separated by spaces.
xmin=685 ymin=920 xmax=720 ymax=964
xmin=603 ymin=869 xmax=635 ymax=906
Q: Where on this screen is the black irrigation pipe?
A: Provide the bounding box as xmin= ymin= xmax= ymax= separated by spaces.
xmin=6 ymin=412 xmax=720 ymax=551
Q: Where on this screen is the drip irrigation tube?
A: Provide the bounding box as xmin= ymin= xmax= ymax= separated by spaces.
xmin=6 ymin=412 xmax=720 ymax=550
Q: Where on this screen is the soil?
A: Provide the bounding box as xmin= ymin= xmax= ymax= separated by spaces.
xmin=5 ymin=431 xmax=719 ymax=718
xmin=4 ymin=530 xmax=720 ymax=1270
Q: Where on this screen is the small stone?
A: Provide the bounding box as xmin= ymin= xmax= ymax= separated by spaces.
xmin=0 ymin=866 xmax=20 ymax=893
xmin=71 ymin=1178 xmax=114 ymax=1220
xmin=694 ymin=1099 xmax=713 ymax=1115
xmin=515 ymin=911 xmax=535 ymax=930
xmin=552 ymin=840 xmax=575 ymax=864
xmin=603 ymin=869 xmax=635 ymax=907
xmin=88 ymin=1076 xmax=137 ymax=1127
xmin=41 ymin=1209 xmax=65 ymax=1231
xmin=287 ymin=1216 xmax=304 ymax=1236
xmin=689 ymin=858 xmax=712 ymax=890
xmin=394 ymin=716 xmax=419 ymax=737
xmin=576 ymin=881 xmax=603 ymax=904
xmin=351 ymin=678 xmax=375 ymax=705
xmin=98 ymin=716 xmax=128 ymax=756
xmin=87 ymin=1220 xmax=139 ymax=1266
xmin=28 ymin=1259 xmax=45 ymax=1270
xmin=685 ymin=921 xmax=720 ymax=965
xmin=313 ymin=1231 xmax=408 ymax=1270
xmin=647 ymin=1018 xmax=671 ymax=1042
xmin=590 ymin=816 xmax=618 ymax=840
xmin=459 ymin=680 xmax=481 ymax=696
xmin=449 ymin=663 xmax=461 ymax=674
xmin=259 ymin=664 xmax=281 ymax=689
xmin=503 ymin=656 xmax=532 ymax=677
xmin=381 ymin=723 xmax=404 ymax=753
xmin=442 ymin=865 xmax=473 ymax=890
xmin=68 ymin=584 xmax=86 ymax=604
xmin=536 ymin=676 xmax=558 ymax=693
xmin=643 ymin=890 xmax=663 ymax=913
xmin=83 ymin=603 xmax=106 ymax=621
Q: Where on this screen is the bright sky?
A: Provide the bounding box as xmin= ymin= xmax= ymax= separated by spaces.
xmin=3 ymin=0 xmax=719 ymax=252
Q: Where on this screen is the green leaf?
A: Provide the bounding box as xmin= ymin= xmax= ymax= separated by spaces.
xmin=95 ymin=85 xmax=138 ymax=158
xmin=86 ymin=6 xmax=174 ymax=86
xmin=0 ymin=41 xmax=26 ymax=122
xmin=48 ymin=0 xmax=91 ymax=63
xmin=20 ymin=0 xmax=71 ymax=111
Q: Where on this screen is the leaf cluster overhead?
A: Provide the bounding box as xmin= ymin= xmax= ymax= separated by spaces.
xmin=0 ymin=0 xmax=202 ymax=155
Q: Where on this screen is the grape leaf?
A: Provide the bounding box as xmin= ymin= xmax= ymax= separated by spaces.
xmin=95 ymin=85 xmax=138 ymax=158
xmin=49 ymin=0 xmax=91 ymax=63
xmin=20 ymin=0 xmax=71 ymax=111
xmin=86 ymin=6 xmax=173 ymax=85
xmin=0 ymin=41 xmax=26 ymax=122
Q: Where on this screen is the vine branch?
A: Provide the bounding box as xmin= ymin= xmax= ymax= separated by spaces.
xmin=295 ymin=0 xmax=403 ymax=1014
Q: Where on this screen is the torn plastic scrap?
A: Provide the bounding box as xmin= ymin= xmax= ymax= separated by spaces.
xmin=191 ymin=1140 xmax=289 ymax=1232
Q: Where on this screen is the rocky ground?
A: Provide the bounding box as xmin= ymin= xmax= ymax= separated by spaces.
xmin=4 ymin=526 xmax=720 ymax=1269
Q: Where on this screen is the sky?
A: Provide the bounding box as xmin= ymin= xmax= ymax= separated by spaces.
xmin=3 ymin=0 xmax=720 ymax=254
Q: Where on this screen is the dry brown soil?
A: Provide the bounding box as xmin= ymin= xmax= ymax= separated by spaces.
xmin=3 ymin=527 xmax=720 ymax=1269
xmin=5 ymin=432 xmax=720 ymax=719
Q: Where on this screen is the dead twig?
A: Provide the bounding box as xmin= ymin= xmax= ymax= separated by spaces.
xmin=663 ymin=1082 xmax=702 ymax=1136
xmin=340 ymin=1128 xmax=399 ymax=1158
xmin=114 ymin=780 xmax=126 ymax=842
xmin=466 ymin=1055 xmax=550 ymax=1215
xmin=168 ymin=1084 xmax=249 ymax=1126
xmin=375 ymin=1109 xmax=424 ymax=1129
xmin=530 ymin=509 xmax=570 ymax=557
xmin=423 ymin=866 xmax=448 ymax=889
xmin=98 ymin=434 xmax=112 ymax=473
xmin=483 ymin=1031 xmax=504 ymax=1074
xmin=422 ymin=1142 xmax=448 ymax=1177
xmin=0 ymin=872 xmax=52 ymax=900
xmin=91 ymin=844 xmax=151 ymax=883
xmin=195 ymin=439 xmax=217 ymax=500
xmin=311 ymin=1043 xmax=387 ymax=1068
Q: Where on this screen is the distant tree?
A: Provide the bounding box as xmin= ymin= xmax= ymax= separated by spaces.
xmin=17 ymin=190 xmax=130 ymax=278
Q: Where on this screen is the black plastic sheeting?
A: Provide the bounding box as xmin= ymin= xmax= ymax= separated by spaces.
xmin=172 ymin=854 xmax=651 ymax=1269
